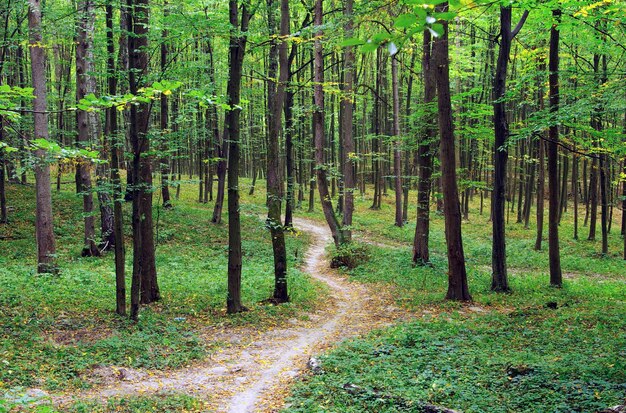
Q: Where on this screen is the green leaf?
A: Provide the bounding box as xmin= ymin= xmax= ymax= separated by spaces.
xmin=340 ymin=38 xmax=365 ymax=47
xmin=360 ymin=42 xmax=379 ymax=53
xmin=394 ymin=13 xmax=418 ymax=29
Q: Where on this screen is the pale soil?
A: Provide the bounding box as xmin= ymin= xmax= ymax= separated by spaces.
xmin=50 ymin=217 xmax=408 ymax=412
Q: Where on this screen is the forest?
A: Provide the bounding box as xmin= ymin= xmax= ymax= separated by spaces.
xmin=0 ymin=0 xmax=625 ymax=412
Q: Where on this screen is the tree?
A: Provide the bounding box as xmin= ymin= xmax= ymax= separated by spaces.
xmin=392 ymin=52 xmax=403 ymax=228
xmin=28 ymin=0 xmax=57 ymax=274
xmin=413 ymin=29 xmax=436 ymax=266
xmin=266 ymin=0 xmax=289 ymax=303
xmin=313 ymin=0 xmax=344 ymax=247
xmin=226 ymin=0 xmax=251 ymax=314
xmin=547 ymin=8 xmax=562 ymax=288
xmin=160 ymin=0 xmax=173 ymax=209
xmin=76 ymin=0 xmax=101 ymax=258
xmin=491 ymin=6 xmax=529 ymax=292
xmin=340 ymin=0 xmax=355 ymax=242
xmin=105 ymin=0 xmax=125 ymax=316
xmin=432 ymin=2 xmax=471 ymax=301
xmin=127 ymin=0 xmax=159 ymax=320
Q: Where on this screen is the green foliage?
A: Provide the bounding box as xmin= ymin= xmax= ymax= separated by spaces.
xmin=75 ymin=81 xmax=183 ymax=112
xmin=0 ymin=394 xmax=210 ymax=413
xmin=67 ymin=394 xmax=211 ymax=413
xmin=0 ymin=85 xmax=34 ymax=121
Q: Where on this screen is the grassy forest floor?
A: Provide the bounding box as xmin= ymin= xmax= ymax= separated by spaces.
xmin=287 ymin=187 xmax=626 ymax=412
xmin=1 ymin=177 xmax=625 ymax=412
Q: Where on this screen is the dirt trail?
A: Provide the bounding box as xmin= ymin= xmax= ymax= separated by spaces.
xmin=53 ymin=217 xmax=405 ymax=412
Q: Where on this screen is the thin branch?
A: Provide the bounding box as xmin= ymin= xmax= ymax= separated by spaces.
xmin=511 ymin=10 xmax=529 ymax=39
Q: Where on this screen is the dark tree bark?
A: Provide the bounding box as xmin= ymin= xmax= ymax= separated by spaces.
xmin=573 ymin=150 xmax=579 ymax=239
xmin=106 ymin=1 xmax=125 ymax=316
xmin=0 ymin=118 xmax=6 ymax=224
xmin=160 ymin=1 xmax=172 ymax=209
xmin=547 ymin=8 xmax=563 ymax=287
xmin=340 ymin=0 xmax=355 ymax=242
xmin=413 ymin=29 xmax=436 ymax=266
xmin=433 ymin=2 xmax=471 ymax=301
xmin=313 ymin=0 xmax=343 ymax=246
xmin=535 ymin=58 xmax=546 ymax=251
xmin=226 ymin=0 xmax=251 ymax=314
xmin=28 ymin=0 xmax=57 ymax=274
xmin=588 ymin=157 xmax=598 ymax=240
xmin=392 ymin=54 xmax=403 ymax=228
xmin=76 ymin=0 xmax=101 ymax=258
xmin=491 ymin=6 xmax=528 ymax=292
xmin=210 ymin=37 xmax=227 ymax=225
xmin=266 ymin=0 xmax=289 ymax=303
xmin=128 ymin=0 xmax=159 ymax=320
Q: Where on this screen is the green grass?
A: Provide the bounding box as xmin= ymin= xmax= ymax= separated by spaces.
xmin=0 ymin=177 xmax=321 ymax=394
xmin=0 ymin=393 xmax=210 ymax=413
xmin=286 ymin=188 xmax=626 ymax=412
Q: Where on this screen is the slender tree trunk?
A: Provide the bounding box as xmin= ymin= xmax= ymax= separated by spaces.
xmin=0 ymin=120 xmax=6 ymax=224
xmin=547 ymin=9 xmax=562 ymax=287
xmin=226 ymin=0 xmax=250 ymax=314
xmin=28 ymin=0 xmax=57 ymax=273
xmin=209 ymin=37 xmax=227 ymax=224
xmin=433 ymin=3 xmax=471 ymax=301
xmin=599 ymin=152 xmax=609 ymax=254
xmin=128 ymin=0 xmax=159 ymax=320
xmin=160 ymin=1 xmax=172 ymax=209
xmin=413 ymin=29 xmax=435 ymax=266
xmin=491 ymin=7 xmax=528 ymax=292
xmin=313 ymin=0 xmax=343 ymax=246
xmin=391 ymin=54 xmax=403 ymax=227
xmin=573 ymin=151 xmax=579 ymax=239
xmin=588 ymin=157 xmax=598 ymax=240
xmin=76 ymin=0 xmax=101 ymax=258
xmin=340 ymin=0 xmax=355 ymax=242
xmin=106 ymin=1 xmax=125 ymax=316
xmin=266 ymin=0 xmax=289 ymax=303
xmin=558 ymin=152 xmax=568 ymax=223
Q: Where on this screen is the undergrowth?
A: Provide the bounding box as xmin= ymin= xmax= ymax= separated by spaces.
xmin=287 ymin=190 xmax=626 ymax=412
xmin=0 ymin=179 xmax=320 ymax=394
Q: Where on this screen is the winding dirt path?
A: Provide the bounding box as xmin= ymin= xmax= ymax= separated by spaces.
xmin=54 ymin=218 xmax=405 ymax=412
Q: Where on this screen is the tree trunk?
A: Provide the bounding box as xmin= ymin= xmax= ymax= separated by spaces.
xmin=128 ymin=0 xmax=159 ymax=320
xmin=266 ymin=0 xmax=289 ymax=303
xmin=491 ymin=7 xmax=527 ymax=292
xmin=413 ymin=29 xmax=435 ymax=266
xmin=391 ymin=54 xmax=403 ymax=227
xmin=588 ymin=157 xmax=598 ymax=240
xmin=340 ymin=0 xmax=355 ymax=242
xmin=76 ymin=0 xmax=101 ymax=258
xmin=491 ymin=6 xmax=512 ymax=292
xmin=313 ymin=0 xmax=343 ymax=247
xmin=160 ymin=1 xmax=172 ymax=209
xmin=433 ymin=3 xmax=471 ymax=301
xmin=226 ymin=0 xmax=251 ymax=314
xmin=209 ymin=37 xmax=227 ymax=224
xmin=28 ymin=0 xmax=57 ymax=274
xmin=0 ymin=121 xmax=6 ymax=224
xmin=547 ymin=8 xmax=562 ymax=287
xmin=106 ymin=1 xmax=125 ymax=316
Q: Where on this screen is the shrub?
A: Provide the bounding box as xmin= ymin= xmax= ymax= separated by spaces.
xmin=330 ymin=242 xmax=370 ymax=269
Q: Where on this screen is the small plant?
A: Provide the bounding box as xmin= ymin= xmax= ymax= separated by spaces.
xmin=330 ymin=242 xmax=370 ymax=269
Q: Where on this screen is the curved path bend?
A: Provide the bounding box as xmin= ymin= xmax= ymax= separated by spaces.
xmin=55 ymin=217 xmax=404 ymax=413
